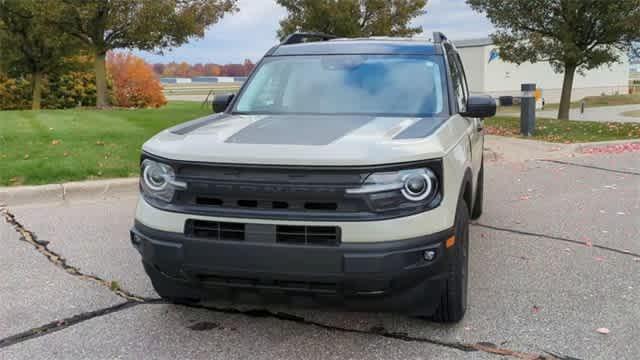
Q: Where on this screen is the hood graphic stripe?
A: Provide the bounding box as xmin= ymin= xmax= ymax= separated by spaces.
xmin=170 ymin=113 xmax=229 ymax=135
xmin=225 ymin=115 xmax=375 ymax=146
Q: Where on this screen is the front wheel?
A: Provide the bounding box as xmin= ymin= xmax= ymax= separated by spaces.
xmin=431 ymin=198 xmax=469 ymax=323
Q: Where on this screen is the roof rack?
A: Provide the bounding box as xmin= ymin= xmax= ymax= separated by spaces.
xmin=281 ymin=32 xmax=337 ymax=45
xmin=432 ymin=32 xmax=448 ymax=44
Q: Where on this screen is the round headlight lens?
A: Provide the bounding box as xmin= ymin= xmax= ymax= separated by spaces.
xmin=401 ymin=173 xmax=433 ymax=201
xmin=142 ymin=160 xmax=172 ymax=191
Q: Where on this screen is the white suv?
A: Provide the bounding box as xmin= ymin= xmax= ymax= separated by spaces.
xmin=131 ymin=32 xmax=496 ymax=322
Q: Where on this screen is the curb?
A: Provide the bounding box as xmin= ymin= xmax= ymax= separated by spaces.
xmin=571 ymin=139 xmax=640 ymax=153
xmin=0 ymin=178 xmax=139 ymax=207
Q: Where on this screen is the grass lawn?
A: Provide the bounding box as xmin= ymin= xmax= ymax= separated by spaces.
xmin=0 ymin=102 xmax=210 ymax=186
xmin=486 ymin=116 xmax=640 ymax=143
xmin=497 ymin=94 xmax=640 ymax=114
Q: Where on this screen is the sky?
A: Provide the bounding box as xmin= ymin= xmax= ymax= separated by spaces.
xmin=137 ymin=0 xmax=495 ymax=65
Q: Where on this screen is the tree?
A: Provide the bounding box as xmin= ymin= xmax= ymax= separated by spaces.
xmin=48 ymin=0 xmax=238 ymax=107
xmin=276 ymin=0 xmax=427 ymax=40
xmin=0 ymin=0 xmax=79 ymax=110
xmin=107 ymin=52 xmax=166 ymax=108
xmin=467 ymin=0 xmax=640 ymax=120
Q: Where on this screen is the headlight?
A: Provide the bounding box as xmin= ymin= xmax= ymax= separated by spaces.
xmin=140 ymin=159 xmax=186 ymax=202
xmin=346 ymin=168 xmax=440 ymax=212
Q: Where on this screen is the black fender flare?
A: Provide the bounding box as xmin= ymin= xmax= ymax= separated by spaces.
xmin=456 ymin=167 xmax=474 ymax=215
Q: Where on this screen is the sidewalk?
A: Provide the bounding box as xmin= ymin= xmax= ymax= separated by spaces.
xmin=484 ymin=135 xmax=640 ymax=163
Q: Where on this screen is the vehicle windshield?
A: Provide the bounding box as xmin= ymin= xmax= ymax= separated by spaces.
xmin=233 ymin=55 xmax=448 ymax=117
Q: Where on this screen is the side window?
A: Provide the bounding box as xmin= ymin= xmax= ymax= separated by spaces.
xmin=446 ymin=46 xmax=467 ymax=113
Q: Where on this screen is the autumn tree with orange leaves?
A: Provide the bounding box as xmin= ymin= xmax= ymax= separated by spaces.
xmin=107 ymin=53 xmax=166 ymax=108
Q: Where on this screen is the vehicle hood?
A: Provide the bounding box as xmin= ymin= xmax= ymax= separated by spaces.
xmin=142 ymin=113 xmax=465 ymax=166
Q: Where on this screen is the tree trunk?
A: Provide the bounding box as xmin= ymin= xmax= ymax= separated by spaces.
xmin=95 ymin=53 xmax=109 ymax=108
xmin=557 ymin=64 xmax=576 ymax=120
xmin=31 ymin=71 xmax=43 ymax=111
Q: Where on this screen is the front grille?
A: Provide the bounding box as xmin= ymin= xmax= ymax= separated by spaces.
xmin=276 ymin=225 xmax=340 ymax=246
xmin=196 ymin=274 xmax=339 ymax=294
xmin=173 ymin=164 xmax=369 ymax=218
xmin=187 ymin=220 xmax=245 ymax=241
xmin=185 ymin=220 xmax=340 ymax=246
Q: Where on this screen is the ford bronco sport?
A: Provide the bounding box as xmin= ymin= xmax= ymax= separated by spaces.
xmin=131 ymin=32 xmax=496 ymax=322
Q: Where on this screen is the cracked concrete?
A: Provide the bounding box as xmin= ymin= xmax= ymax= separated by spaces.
xmin=1 ymin=207 xmax=146 ymax=302
xmin=0 ymin=212 xmax=124 ymax=340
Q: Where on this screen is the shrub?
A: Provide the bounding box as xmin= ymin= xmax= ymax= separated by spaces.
xmin=43 ymin=71 xmax=98 ymax=109
xmin=0 ymin=55 xmax=100 ymax=110
xmin=0 ymin=74 xmax=31 ymax=110
xmin=107 ymin=52 xmax=166 ymax=108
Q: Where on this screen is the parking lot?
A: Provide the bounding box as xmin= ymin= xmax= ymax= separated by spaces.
xmin=1 ymin=145 xmax=639 ymax=360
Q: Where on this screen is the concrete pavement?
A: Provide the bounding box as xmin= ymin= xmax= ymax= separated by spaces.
xmin=1 ymin=145 xmax=639 ymax=359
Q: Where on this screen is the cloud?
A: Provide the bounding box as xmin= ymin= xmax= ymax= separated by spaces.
xmin=137 ymin=0 xmax=494 ymax=64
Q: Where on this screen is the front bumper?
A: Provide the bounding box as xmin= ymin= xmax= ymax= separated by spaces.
xmin=131 ymin=220 xmax=455 ymax=314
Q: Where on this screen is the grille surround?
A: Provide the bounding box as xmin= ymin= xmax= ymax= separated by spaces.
xmin=141 ymin=152 xmax=444 ymax=221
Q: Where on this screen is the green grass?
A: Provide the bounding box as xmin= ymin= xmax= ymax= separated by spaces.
xmin=497 ymin=94 xmax=640 ymax=115
xmin=486 ymin=116 xmax=640 ymax=143
xmin=0 ymin=102 xmax=211 ymax=186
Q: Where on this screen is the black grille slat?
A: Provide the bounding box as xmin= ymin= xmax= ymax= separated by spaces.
xmin=187 ymin=220 xmax=340 ymax=246
xmin=189 ymin=220 xmax=245 ymax=241
xmin=276 ymin=225 xmax=340 ymax=246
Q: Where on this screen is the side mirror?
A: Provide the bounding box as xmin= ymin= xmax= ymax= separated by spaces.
xmin=212 ymin=93 xmax=235 ymax=113
xmin=461 ymin=95 xmax=496 ymax=118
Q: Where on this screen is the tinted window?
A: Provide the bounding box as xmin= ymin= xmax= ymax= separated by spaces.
xmin=234 ymin=55 xmax=448 ymax=117
xmin=446 ymin=47 xmax=467 ymax=113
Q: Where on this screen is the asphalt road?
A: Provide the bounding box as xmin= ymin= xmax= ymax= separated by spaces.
xmin=1 ymin=150 xmax=639 ymax=359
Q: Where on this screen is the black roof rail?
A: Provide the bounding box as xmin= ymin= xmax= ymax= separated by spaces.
xmin=432 ymin=32 xmax=447 ymax=44
xmin=281 ymin=32 xmax=337 ymax=45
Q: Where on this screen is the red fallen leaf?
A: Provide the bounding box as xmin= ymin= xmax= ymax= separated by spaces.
xmin=594 ymin=256 xmax=605 ymax=262
xmin=532 ymin=305 xmax=541 ymax=313
xmin=519 ymin=195 xmax=530 ymax=201
xmin=596 ymin=328 xmax=610 ymax=334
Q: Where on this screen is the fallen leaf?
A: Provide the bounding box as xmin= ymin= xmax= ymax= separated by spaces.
xmin=51 ymin=140 xmax=61 ymax=145
xmin=23 ymin=154 xmax=30 ymax=160
xmin=519 ymin=195 xmax=530 ymax=201
xmin=96 ymin=140 xmax=105 ymax=146
xmin=596 ymin=328 xmax=610 ymax=335
xmin=594 ymin=256 xmax=606 ymax=262
xmin=532 ymin=305 xmax=541 ymax=313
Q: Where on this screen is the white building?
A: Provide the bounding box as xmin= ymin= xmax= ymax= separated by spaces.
xmin=455 ymin=38 xmax=630 ymax=103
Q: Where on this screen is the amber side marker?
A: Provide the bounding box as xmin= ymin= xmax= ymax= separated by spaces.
xmin=445 ymin=236 xmax=456 ymax=248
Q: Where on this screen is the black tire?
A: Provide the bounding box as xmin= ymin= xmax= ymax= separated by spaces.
xmin=431 ymin=199 xmax=469 ymax=323
xmin=470 ymin=163 xmax=484 ymax=220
